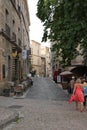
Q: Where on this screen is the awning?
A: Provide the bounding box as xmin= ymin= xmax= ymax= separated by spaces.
xmin=70 ymin=65 xmax=87 ymax=76
xmin=60 ymin=71 xmax=73 ymax=76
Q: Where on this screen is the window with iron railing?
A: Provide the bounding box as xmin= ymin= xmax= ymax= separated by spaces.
xmin=12 ymin=32 xmax=16 ymax=42
xmin=18 ymin=27 xmax=21 ymax=39
xmin=2 ymin=64 xmax=5 ymax=79
xmin=5 ymin=9 xmax=9 ymax=24
xmin=11 ymin=19 xmax=16 ymax=41
xmin=18 ymin=38 xmax=21 ymax=46
xmin=5 ymin=9 xmax=10 ymax=38
xmin=27 ymin=49 xmax=31 ymax=56
xmin=18 ymin=5 xmax=21 ymax=12
xmin=5 ymin=23 xmax=10 ymax=38
xmin=12 ymin=20 xmax=15 ymax=32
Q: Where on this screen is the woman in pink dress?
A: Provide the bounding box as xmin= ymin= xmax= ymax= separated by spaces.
xmin=69 ymin=78 xmax=84 ymax=112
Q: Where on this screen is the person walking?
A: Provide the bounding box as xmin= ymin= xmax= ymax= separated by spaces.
xmin=69 ymin=78 xmax=84 ymax=112
xmin=68 ymin=76 xmax=75 ymax=95
xmin=82 ymin=79 xmax=87 ymax=111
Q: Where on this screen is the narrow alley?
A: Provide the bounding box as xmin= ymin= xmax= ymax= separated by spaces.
xmin=1 ymin=77 xmax=87 ymax=130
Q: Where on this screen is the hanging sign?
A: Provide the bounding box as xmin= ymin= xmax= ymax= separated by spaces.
xmin=22 ymin=50 xmax=27 ymax=59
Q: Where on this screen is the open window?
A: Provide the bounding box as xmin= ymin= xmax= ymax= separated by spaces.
xmin=2 ymin=64 xmax=5 ymax=79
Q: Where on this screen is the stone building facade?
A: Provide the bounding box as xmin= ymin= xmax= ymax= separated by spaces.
xmin=41 ymin=56 xmax=46 ymax=77
xmin=30 ymin=40 xmax=51 ymax=77
xmin=41 ymin=46 xmax=51 ymax=77
xmin=30 ymin=40 xmax=41 ymax=76
xmin=0 ymin=0 xmax=30 ymax=93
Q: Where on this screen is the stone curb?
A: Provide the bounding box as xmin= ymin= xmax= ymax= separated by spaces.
xmin=0 ymin=111 xmax=19 ymax=129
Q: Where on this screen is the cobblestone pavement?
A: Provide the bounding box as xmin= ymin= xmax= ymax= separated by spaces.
xmin=0 ymin=77 xmax=87 ymax=130
xmin=26 ymin=77 xmax=68 ymax=101
xmin=3 ymin=99 xmax=87 ymax=130
xmin=0 ymin=107 xmax=18 ymax=129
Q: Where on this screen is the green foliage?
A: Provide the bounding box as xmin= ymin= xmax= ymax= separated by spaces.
xmin=37 ymin=0 xmax=87 ymax=67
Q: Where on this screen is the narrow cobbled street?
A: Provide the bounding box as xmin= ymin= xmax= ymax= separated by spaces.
xmin=2 ymin=77 xmax=87 ymax=130
xmin=26 ymin=77 xmax=68 ymax=100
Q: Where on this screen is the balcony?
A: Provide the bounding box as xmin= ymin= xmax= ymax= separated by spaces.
xmin=5 ymin=23 xmax=10 ymax=38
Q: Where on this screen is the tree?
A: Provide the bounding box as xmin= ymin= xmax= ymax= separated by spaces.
xmin=37 ymin=0 xmax=87 ymax=67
